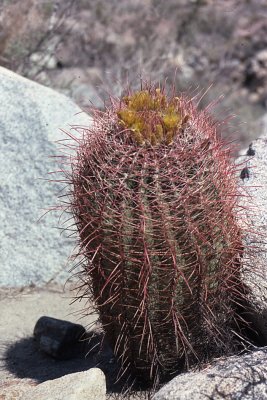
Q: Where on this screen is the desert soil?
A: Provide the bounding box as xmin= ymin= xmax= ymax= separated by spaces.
xmin=0 ymin=284 xmax=97 ymax=381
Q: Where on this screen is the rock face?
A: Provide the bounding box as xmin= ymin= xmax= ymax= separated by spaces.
xmin=0 ymin=67 xmax=91 ymax=287
xmin=0 ymin=378 xmax=36 ymax=400
xmin=21 ymin=368 xmax=106 ymax=400
xmin=153 ymin=348 xmax=267 ymax=400
xmin=237 ymin=133 xmax=267 ymax=343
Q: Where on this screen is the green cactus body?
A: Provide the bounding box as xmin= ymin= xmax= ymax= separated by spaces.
xmin=67 ymin=84 xmax=247 ymax=386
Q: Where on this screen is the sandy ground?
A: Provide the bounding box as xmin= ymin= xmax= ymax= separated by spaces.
xmin=0 ymin=284 xmax=97 ymax=380
xmin=0 ymin=284 xmax=148 ymax=399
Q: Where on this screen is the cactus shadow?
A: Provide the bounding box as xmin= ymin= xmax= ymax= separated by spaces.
xmin=0 ymin=331 xmax=127 ymax=393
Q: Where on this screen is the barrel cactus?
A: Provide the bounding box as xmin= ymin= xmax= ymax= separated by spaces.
xmin=63 ymin=82 xmax=251 ymax=388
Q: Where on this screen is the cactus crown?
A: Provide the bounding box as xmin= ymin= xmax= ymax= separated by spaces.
xmin=117 ymin=88 xmax=189 ymax=146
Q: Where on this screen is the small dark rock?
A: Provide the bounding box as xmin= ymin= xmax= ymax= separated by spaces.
xmin=246 ymin=143 xmax=256 ymax=156
xmin=34 ymin=316 xmax=86 ymax=360
xmin=56 ymin=60 xmax=63 ymax=69
xmin=240 ymin=166 xmax=250 ymax=181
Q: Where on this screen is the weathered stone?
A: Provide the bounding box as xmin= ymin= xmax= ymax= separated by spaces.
xmin=0 ymin=66 xmax=92 ymax=287
xmin=0 ymin=379 xmax=36 ymax=400
xmin=237 ymin=131 xmax=267 ymax=343
xmin=153 ymin=348 xmax=267 ymax=400
xmin=34 ymin=316 xmax=86 ymax=359
xmin=21 ymin=368 xmax=106 ymax=400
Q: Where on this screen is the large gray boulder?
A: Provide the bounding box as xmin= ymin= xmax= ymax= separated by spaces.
xmin=237 ymin=130 xmax=267 ymax=342
xmin=0 ymin=67 xmax=91 ymax=286
xmin=153 ymin=347 xmax=267 ymax=400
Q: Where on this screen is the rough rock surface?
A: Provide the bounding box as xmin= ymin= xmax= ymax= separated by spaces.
xmin=0 ymin=378 xmax=36 ymax=400
xmin=236 ymin=128 xmax=267 ymax=342
xmin=153 ymin=348 xmax=267 ymax=400
xmin=0 ymin=67 xmax=91 ymax=287
xmin=21 ymin=368 xmax=106 ymax=400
